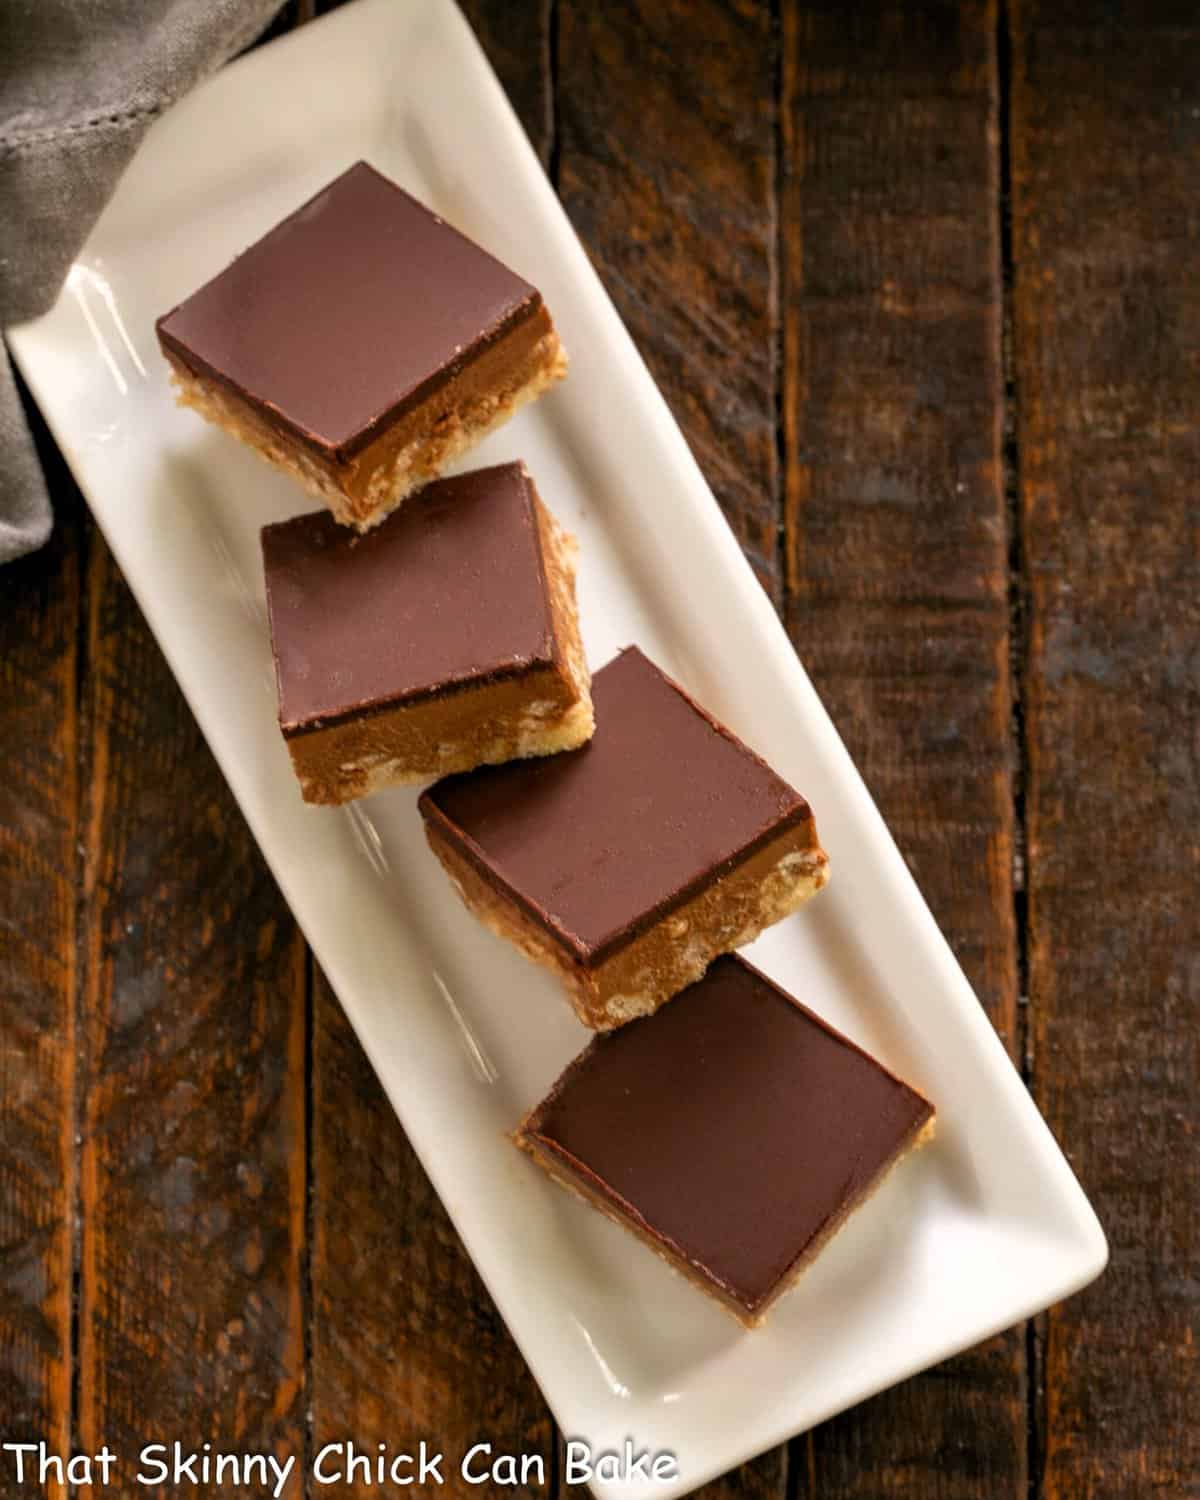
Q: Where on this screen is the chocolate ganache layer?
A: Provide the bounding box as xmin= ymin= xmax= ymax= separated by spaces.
xmin=519 ymin=954 xmax=934 ymax=1316
xmin=262 ymin=462 xmax=559 ymax=735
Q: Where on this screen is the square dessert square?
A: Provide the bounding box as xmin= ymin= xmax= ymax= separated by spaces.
xmin=516 ymin=954 xmax=935 ymax=1327
xmin=262 ymin=461 xmax=591 ymax=803
xmin=419 ymin=646 xmax=829 ymax=1028
xmin=157 ymin=161 xmax=566 ymax=530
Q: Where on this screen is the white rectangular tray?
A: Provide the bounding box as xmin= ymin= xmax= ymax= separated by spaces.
xmin=8 ymin=2 xmax=1106 ymax=1495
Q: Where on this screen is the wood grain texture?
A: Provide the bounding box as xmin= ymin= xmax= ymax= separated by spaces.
xmin=7 ymin=2 xmax=1197 ymax=1496
xmin=556 ymin=0 xmax=783 ymax=601
xmin=306 ymin=8 xmax=559 ymax=1496
xmin=0 ymin=403 xmax=80 ymax=1500
xmin=781 ymin=3 xmax=1026 ymax=1495
xmin=75 ymin=537 xmax=306 ymax=1490
xmin=1010 ymin=5 xmax=1200 ymax=1496
xmin=458 ymin=0 xmax=553 ymax=173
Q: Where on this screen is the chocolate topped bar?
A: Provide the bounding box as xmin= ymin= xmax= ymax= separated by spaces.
xmin=266 ymin=463 xmax=556 ymax=731
xmin=160 ymin=162 xmax=537 ymax=459
xmin=517 ymin=955 xmax=935 ymax=1324
xmin=262 ymin=462 xmax=592 ymax=802
xmin=420 ymin=648 xmax=829 ymax=1027
xmin=424 ymin=647 xmax=809 ymax=959
xmin=158 ymin=163 xmax=567 ymax=529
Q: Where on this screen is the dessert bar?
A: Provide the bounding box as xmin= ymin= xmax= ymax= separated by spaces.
xmin=262 ymin=462 xmax=591 ymax=803
xmin=516 ymin=954 xmax=935 ymax=1326
xmin=158 ymin=161 xmax=566 ymax=529
xmin=420 ymin=646 xmax=828 ymax=1027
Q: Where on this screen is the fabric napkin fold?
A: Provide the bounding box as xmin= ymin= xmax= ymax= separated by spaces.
xmin=0 ymin=0 xmax=285 ymax=564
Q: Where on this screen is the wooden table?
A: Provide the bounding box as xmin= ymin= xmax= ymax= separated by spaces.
xmin=3 ymin=2 xmax=1196 ymax=1495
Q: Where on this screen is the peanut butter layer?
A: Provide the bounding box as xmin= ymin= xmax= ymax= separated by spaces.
xmin=157 ymin=161 xmax=567 ymax=528
xmin=262 ymin=463 xmax=592 ymax=804
xmin=516 ymin=955 xmax=935 ymax=1326
xmin=419 ymin=647 xmax=830 ymax=1027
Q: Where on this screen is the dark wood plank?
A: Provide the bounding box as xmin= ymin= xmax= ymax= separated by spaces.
xmin=556 ymin=0 xmax=783 ymax=602
xmin=0 ymin=404 xmax=80 ymax=1500
xmin=554 ymin=4 xmax=787 ymax=1491
xmin=1010 ymin=5 xmax=1200 ymax=1495
xmin=459 ymin=0 xmax=554 ymax=173
xmin=76 ymin=534 xmax=307 ymax=1479
xmin=307 ymin=8 xmax=559 ymax=1494
xmin=781 ymin=2 xmax=1027 ymax=1494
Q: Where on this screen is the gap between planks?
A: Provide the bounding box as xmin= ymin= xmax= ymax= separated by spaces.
xmin=994 ymin=1 xmax=1042 ymax=1495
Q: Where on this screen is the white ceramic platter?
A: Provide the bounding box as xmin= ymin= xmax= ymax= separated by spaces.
xmin=8 ymin=2 xmax=1106 ymax=1494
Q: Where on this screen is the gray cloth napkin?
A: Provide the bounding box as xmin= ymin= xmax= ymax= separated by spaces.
xmin=1 ymin=0 xmax=285 ymax=563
